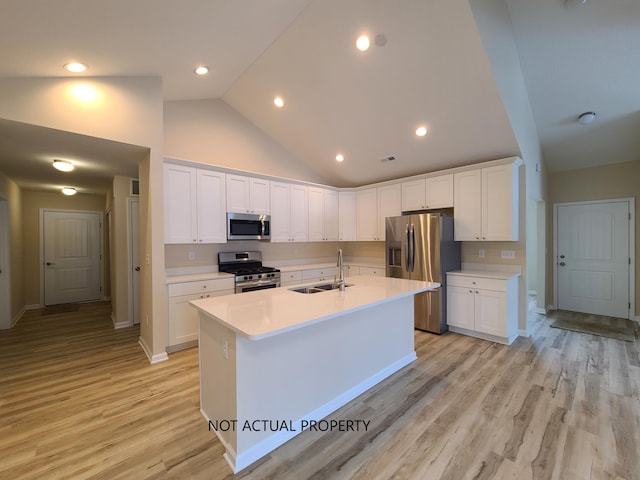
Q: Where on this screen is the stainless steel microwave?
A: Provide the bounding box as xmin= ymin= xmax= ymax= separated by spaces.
xmin=227 ymin=212 xmax=271 ymax=241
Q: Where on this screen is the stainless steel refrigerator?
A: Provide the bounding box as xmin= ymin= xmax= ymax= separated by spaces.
xmin=385 ymin=213 xmax=460 ymax=333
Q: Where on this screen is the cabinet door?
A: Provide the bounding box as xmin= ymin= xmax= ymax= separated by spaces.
xmin=168 ymin=293 xmax=201 ymax=345
xmin=447 ymin=285 xmax=475 ymax=329
xmin=270 ymin=181 xmax=291 ymax=242
xmin=454 ymin=169 xmax=482 ymax=241
xmin=356 ymin=188 xmax=378 ymax=241
xmin=164 ymin=163 xmax=197 ymax=244
xmin=425 ymin=174 xmax=453 ymax=209
xmin=250 ymin=177 xmax=270 ymax=214
xmin=401 ymin=179 xmax=426 ymax=211
xmin=324 ymin=190 xmax=339 ymax=241
xmin=308 ymin=187 xmax=325 ymax=241
xmin=377 ymin=184 xmax=401 ymax=241
xmin=196 ymin=170 xmax=226 ymax=244
xmin=226 ymin=174 xmax=250 ymax=213
xmin=339 ymin=191 xmax=357 ymax=241
xmin=290 ymin=184 xmax=308 ymax=242
xmin=482 ymin=164 xmax=518 ymax=241
xmin=474 ymin=288 xmax=507 ymax=337
xmin=359 ymin=266 xmax=383 ymax=276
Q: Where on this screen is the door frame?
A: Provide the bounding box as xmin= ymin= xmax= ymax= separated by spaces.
xmin=553 ymin=198 xmax=635 ymax=319
xmin=39 ymin=208 xmax=104 ymax=307
xmin=0 ymin=200 xmax=10 ymax=329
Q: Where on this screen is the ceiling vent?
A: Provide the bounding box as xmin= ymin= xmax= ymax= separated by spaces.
xmin=380 ymin=155 xmax=396 ymax=163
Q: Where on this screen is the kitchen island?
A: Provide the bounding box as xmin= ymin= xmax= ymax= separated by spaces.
xmin=190 ymin=275 xmax=439 ymax=473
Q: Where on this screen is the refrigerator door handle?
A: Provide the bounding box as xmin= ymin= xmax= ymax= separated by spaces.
xmin=404 ymin=224 xmax=410 ymax=272
xmin=409 ymin=224 xmax=415 ymax=273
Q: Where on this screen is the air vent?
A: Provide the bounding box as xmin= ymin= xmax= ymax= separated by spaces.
xmin=380 ymin=155 xmax=396 ymax=163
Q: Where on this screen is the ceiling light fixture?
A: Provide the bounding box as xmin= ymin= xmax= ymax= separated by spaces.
xmin=565 ymin=0 xmax=588 ymax=8
xmin=273 ymin=96 xmax=284 ymax=108
xmin=61 ymin=187 xmax=77 ymax=196
xmin=53 ymin=159 xmax=74 ymax=172
xmin=64 ymin=62 xmax=87 ymax=73
xmin=356 ymin=35 xmax=370 ymax=52
xmin=578 ymin=111 xmax=597 ymax=124
xmin=415 ymin=126 xmax=428 ymax=137
xmin=335 ymin=154 xmax=344 ymax=162
xmin=194 ymin=66 xmax=209 ymax=75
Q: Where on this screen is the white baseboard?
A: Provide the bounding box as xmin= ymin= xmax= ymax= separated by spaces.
xmin=11 ymin=306 xmax=26 ymax=328
xmin=138 ymin=336 xmax=169 ymax=364
xmin=535 ymin=307 xmax=549 ymax=315
xmin=548 ymin=305 xmax=557 ymax=311
xmin=518 ymin=328 xmax=531 ymax=338
xmin=25 ymin=304 xmax=41 ymax=310
xmin=114 ymin=320 xmax=131 ymax=329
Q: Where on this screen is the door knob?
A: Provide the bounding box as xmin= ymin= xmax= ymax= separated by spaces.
xmin=135 ymin=267 xmax=141 ymax=271
xmin=560 ymin=254 xmax=565 ymax=259
xmin=559 ymin=262 xmax=566 ymax=266
xmin=46 ymin=262 xmax=55 ymax=266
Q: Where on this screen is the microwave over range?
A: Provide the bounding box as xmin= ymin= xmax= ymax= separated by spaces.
xmin=227 ymin=212 xmax=271 ymax=241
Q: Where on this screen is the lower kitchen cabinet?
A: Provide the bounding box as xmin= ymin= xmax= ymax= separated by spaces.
xmin=358 ymin=266 xmax=383 ymax=276
xmin=302 ymin=267 xmax=338 ymax=284
xmin=167 ymin=278 xmax=234 ymax=352
xmin=446 ymin=271 xmax=519 ymax=345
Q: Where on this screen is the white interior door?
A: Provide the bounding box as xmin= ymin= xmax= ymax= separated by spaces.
xmin=0 ymin=200 xmax=10 ymax=329
xmin=556 ymin=201 xmax=630 ymax=318
xmin=129 ymin=200 xmax=140 ymax=325
xmin=43 ymin=210 xmax=101 ymax=306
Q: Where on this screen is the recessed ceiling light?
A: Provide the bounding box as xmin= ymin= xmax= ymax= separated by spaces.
xmin=273 ymin=96 xmax=284 ymax=108
xmin=335 ymin=154 xmax=344 ymax=162
xmin=64 ymin=62 xmax=87 ymax=73
xmin=194 ymin=66 xmax=209 ymax=75
xmin=61 ymin=187 xmax=77 ymax=196
xmin=578 ymin=111 xmax=597 ymax=124
xmin=356 ymin=35 xmax=370 ymax=52
xmin=415 ymin=126 xmax=428 ymax=137
xmin=53 ymin=159 xmax=74 ymax=172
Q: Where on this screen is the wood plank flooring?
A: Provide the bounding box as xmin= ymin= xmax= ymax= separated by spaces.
xmin=1 ymin=301 xmax=638 ymax=479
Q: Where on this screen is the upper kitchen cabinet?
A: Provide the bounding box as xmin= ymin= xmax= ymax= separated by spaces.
xmin=338 ymin=191 xmax=357 ymax=241
xmin=164 ymin=163 xmax=226 ymax=244
xmin=270 ymin=181 xmax=308 ymax=242
xmin=308 ymin=187 xmax=339 ymax=241
xmin=453 ymin=160 xmax=520 ymax=241
xmin=401 ymin=174 xmax=453 ymax=212
xmin=226 ymin=174 xmax=270 ymax=215
xmin=356 ymin=184 xmax=401 ymax=241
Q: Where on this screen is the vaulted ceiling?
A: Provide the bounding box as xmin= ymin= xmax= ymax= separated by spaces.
xmin=0 ymin=0 xmax=638 ymax=193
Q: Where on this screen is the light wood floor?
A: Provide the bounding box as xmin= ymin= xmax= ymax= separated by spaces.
xmin=1 ymin=302 xmax=639 ymax=480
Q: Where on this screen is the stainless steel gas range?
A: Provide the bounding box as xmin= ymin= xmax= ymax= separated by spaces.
xmin=218 ymin=251 xmax=281 ymax=293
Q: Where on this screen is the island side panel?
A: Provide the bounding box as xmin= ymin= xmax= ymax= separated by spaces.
xmin=199 ymin=313 xmax=238 ymax=456
xmin=233 ymin=296 xmax=415 ymax=459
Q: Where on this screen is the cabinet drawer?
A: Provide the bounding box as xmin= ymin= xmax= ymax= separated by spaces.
xmin=359 ymin=266 xmax=383 ymax=276
xmin=168 ymin=278 xmax=235 ymax=297
xmin=447 ymin=274 xmax=506 ymax=292
xmin=281 ymin=271 xmax=303 ymax=284
xmin=302 ymin=267 xmax=338 ymax=281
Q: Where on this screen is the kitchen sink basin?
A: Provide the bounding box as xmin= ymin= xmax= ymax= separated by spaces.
xmin=289 ymin=282 xmax=353 ymax=294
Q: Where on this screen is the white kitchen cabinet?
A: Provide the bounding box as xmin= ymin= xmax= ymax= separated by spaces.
xmin=356 ymin=184 xmax=401 ymax=241
xmin=302 ymin=267 xmax=338 ymax=284
xmin=164 ymin=163 xmax=226 ymax=244
xmin=167 ymin=277 xmax=234 ymax=351
xmin=280 ymin=270 xmax=303 ymax=286
xmin=270 ymin=181 xmax=308 ymax=242
xmin=345 ymin=265 xmax=359 ymax=277
xmin=308 ymin=187 xmax=339 ymax=241
xmin=358 ymin=266 xmax=384 ymax=276
xmin=338 ymin=191 xmax=357 ymax=241
xmin=226 ymin=174 xmax=270 ymax=215
xmin=453 ymin=162 xmax=519 ymax=241
xmin=446 ymin=272 xmax=519 ymax=345
xmin=401 ymin=174 xmax=453 ymax=212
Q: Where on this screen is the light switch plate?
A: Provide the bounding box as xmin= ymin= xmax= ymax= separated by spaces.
xmin=501 ymin=250 xmax=516 ymax=259
xmin=478 ymin=249 xmax=485 ymax=258
xmin=188 ymin=251 xmax=196 ymax=261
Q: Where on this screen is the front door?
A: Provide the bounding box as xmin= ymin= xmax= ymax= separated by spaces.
xmin=556 ymin=200 xmax=630 ymax=318
xmin=43 ymin=210 xmax=102 ymax=306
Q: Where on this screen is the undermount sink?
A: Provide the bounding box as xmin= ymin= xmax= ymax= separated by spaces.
xmin=289 ymin=282 xmax=353 ymax=294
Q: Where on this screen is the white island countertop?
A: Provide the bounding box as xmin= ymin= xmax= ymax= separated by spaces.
xmin=190 ymin=275 xmax=439 ymax=341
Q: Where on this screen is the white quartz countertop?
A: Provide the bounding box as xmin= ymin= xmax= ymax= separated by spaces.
xmin=447 ymin=270 xmax=521 ymax=280
xmin=190 ymin=275 xmax=439 ymax=341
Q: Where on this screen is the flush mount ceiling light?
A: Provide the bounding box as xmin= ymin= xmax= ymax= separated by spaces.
xmin=194 ymin=65 xmax=209 ymax=75
xmin=335 ymin=154 xmax=344 ymax=162
xmin=578 ymin=111 xmax=597 ymax=124
xmin=415 ymin=126 xmax=428 ymax=137
xmin=273 ymin=96 xmax=284 ymax=108
xmin=61 ymin=187 xmax=77 ymax=196
xmin=356 ymin=35 xmax=370 ymax=52
xmin=565 ymin=0 xmax=588 ymax=8
xmin=63 ymin=62 xmax=87 ymax=73
xmin=53 ymin=159 xmax=74 ymax=172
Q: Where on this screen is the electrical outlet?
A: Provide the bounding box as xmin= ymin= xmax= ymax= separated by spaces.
xmin=501 ymin=250 xmax=516 ymax=259
xmin=188 ymin=251 xmax=195 ymax=261
xmin=478 ymin=249 xmax=485 ymax=258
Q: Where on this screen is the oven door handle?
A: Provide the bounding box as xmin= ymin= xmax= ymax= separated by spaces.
xmin=237 ymin=278 xmax=280 ymax=292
